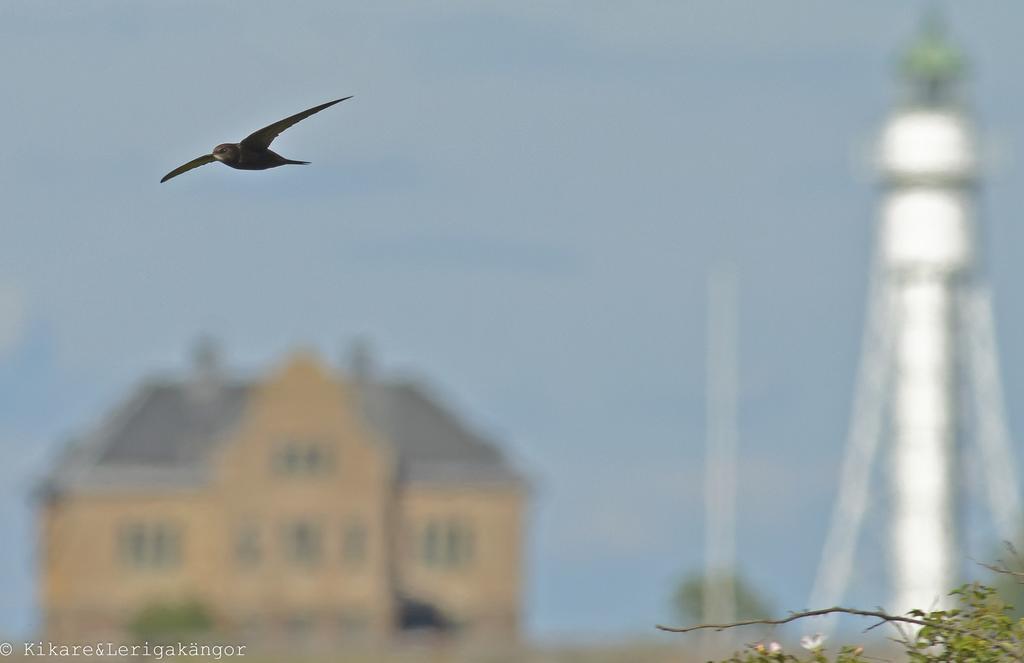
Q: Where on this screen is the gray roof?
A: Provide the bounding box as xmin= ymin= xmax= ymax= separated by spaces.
xmin=43 ymin=371 xmax=524 ymax=497
xmin=100 ymin=382 xmax=252 ymax=466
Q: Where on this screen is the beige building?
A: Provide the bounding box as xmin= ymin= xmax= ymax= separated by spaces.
xmin=39 ymin=341 xmax=527 ymax=646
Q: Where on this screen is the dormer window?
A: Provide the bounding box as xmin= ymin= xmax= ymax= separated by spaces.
xmin=273 ymin=440 xmax=333 ymax=475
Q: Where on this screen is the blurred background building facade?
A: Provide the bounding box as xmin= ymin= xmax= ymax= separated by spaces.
xmin=38 ymin=340 xmax=527 ymax=648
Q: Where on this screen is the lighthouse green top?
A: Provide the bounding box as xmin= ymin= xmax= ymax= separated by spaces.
xmin=900 ymin=13 xmax=965 ymax=106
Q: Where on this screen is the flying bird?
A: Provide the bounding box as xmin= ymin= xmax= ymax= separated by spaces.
xmin=160 ymin=96 xmax=352 ymax=183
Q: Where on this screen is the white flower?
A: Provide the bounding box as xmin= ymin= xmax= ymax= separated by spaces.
xmin=754 ymin=641 xmax=783 ymax=654
xmin=800 ymin=633 xmax=826 ymax=651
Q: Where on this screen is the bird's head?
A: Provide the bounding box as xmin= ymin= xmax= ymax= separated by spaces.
xmin=212 ymin=143 xmax=239 ymax=163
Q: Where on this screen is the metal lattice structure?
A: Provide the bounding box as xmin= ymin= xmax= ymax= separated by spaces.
xmin=809 ymin=18 xmax=1022 ymax=617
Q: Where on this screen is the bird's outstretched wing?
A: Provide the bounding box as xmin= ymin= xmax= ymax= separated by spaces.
xmin=240 ymin=96 xmax=352 ymax=150
xmin=160 ymin=154 xmax=216 ymax=183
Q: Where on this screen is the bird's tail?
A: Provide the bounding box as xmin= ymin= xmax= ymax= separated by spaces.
xmin=284 ymin=159 xmax=311 ymax=165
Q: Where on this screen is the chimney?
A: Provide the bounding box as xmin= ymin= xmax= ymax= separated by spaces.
xmin=189 ymin=335 xmax=223 ymax=403
xmin=347 ymin=336 xmax=374 ymax=392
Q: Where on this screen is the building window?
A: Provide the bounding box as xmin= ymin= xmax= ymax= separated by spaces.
xmin=118 ymin=521 xmax=181 ymax=569
xmin=421 ymin=522 xmax=441 ymax=567
xmin=305 ymin=445 xmax=326 ymax=471
xmin=279 ymin=444 xmax=302 ymax=473
xmin=273 ymin=440 xmax=333 ymax=475
xmin=341 ymin=520 xmax=367 ymax=566
xmin=419 ymin=519 xmax=474 ymax=570
xmin=283 ymin=520 xmax=322 ymax=566
xmin=121 ymin=524 xmax=146 ymax=565
xmin=449 ymin=521 xmax=474 ymax=566
xmin=234 ymin=524 xmax=261 ymax=566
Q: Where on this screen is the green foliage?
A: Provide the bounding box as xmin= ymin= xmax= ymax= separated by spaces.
xmin=710 ymin=583 xmax=1024 ymax=663
xmin=907 ymin=585 xmax=1021 ymax=662
xmin=992 ymin=574 xmax=1024 ymax=619
xmin=674 ymin=571 xmax=773 ymax=623
xmin=723 ymin=644 xmax=871 ymax=663
xmin=986 ymin=543 xmax=1024 ymax=619
xmin=128 ymin=599 xmax=214 ymax=643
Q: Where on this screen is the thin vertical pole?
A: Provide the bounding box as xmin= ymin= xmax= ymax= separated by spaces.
xmin=704 ymin=265 xmax=738 ymax=630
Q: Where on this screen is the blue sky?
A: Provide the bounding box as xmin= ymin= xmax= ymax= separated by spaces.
xmin=3 ymin=0 xmax=1024 ymax=643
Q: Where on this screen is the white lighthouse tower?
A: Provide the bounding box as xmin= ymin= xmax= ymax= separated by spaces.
xmin=809 ymin=18 xmax=1022 ymax=616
